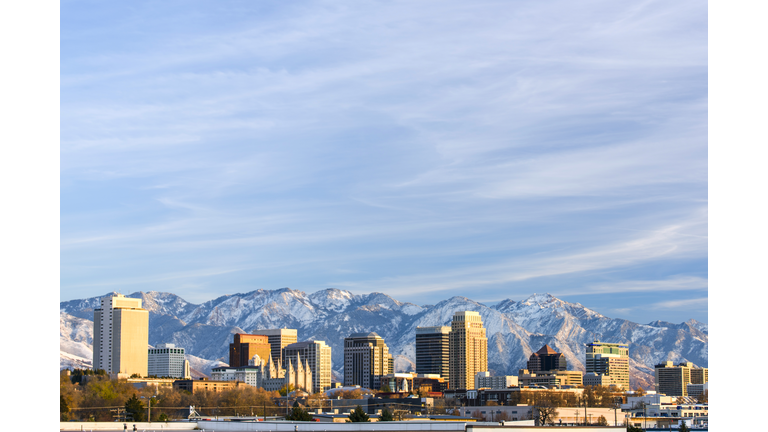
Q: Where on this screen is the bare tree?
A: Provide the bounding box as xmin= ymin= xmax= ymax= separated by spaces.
xmin=696 ymin=389 xmax=708 ymax=404
xmin=533 ymin=400 xmax=558 ymax=426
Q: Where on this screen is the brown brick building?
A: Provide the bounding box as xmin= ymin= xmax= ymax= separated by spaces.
xmin=229 ymin=334 xmax=271 ymax=367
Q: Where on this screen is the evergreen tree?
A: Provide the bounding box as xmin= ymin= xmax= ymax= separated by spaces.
xmin=626 ymin=424 xmax=643 ymax=432
xmin=380 ymin=407 xmax=393 ymax=421
xmin=60 ymin=394 xmax=70 ymax=421
xmin=285 ymin=401 xmax=313 ymax=421
xmin=125 ymin=394 xmax=145 ymax=422
xmin=679 ymin=421 xmax=690 ymax=432
xmin=347 ymin=405 xmax=370 ymax=422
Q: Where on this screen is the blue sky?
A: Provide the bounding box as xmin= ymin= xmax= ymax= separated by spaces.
xmin=60 ymin=0 xmax=707 ymax=324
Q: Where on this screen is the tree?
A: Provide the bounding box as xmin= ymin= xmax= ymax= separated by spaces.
xmin=627 ymin=424 xmax=643 ymax=432
xmin=286 ymin=401 xmax=313 ymax=421
xmin=347 ymin=405 xmax=370 ymax=422
xmin=379 ymin=384 xmax=391 ymax=393
xmin=60 ymin=394 xmax=70 ymax=421
xmin=380 ymin=407 xmax=393 ymax=421
xmin=679 ymin=421 xmax=690 ymax=432
xmin=633 ymin=387 xmax=646 ymax=397
xmin=124 ymin=394 xmax=145 ymax=422
xmin=596 ymin=415 xmax=608 ymax=426
xmin=696 ymin=389 xmax=708 ymax=404
xmin=158 ymin=413 xmax=169 ymax=422
xmin=532 ymin=400 xmax=558 ymax=426
xmin=279 ymin=383 xmax=296 ymax=396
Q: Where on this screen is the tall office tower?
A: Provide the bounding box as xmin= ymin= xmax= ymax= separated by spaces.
xmin=93 ymin=294 xmax=149 ymax=376
xmin=148 ymin=343 xmax=188 ymax=378
xmin=343 ymin=332 xmax=391 ymax=390
xmin=655 ymin=361 xmax=707 ymax=396
xmin=448 ymin=311 xmax=488 ymax=390
xmin=250 ymin=328 xmax=298 ymax=366
xmin=415 ymin=326 xmax=450 ymax=382
xmin=690 ymin=367 xmax=709 ymax=385
xmin=229 ymin=334 xmax=271 ymax=368
xmin=283 ymin=340 xmax=332 ymax=393
xmin=585 ymin=340 xmax=630 ymax=390
xmin=527 ymin=345 xmax=567 ymax=373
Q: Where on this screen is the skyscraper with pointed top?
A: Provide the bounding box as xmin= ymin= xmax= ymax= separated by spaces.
xmin=527 ymin=344 xmax=567 ymax=373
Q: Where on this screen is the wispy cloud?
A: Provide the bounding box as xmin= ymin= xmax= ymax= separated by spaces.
xmin=61 ymin=0 xmax=707 ymax=324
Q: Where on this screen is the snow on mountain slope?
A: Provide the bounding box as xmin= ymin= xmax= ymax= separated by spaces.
xmin=60 ymin=289 xmax=707 ymax=390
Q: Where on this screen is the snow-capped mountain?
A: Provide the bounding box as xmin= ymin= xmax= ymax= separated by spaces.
xmin=60 ymin=289 xmax=707 ymax=390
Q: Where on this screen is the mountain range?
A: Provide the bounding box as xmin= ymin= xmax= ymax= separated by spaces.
xmin=59 ymin=288 xmax=708 ymax=389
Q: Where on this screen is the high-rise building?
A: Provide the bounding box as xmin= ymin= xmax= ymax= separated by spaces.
xmin=229 ymin=334 xmax=271 ymax=368
xmin=93 ymin=294 xmax=149 ymax=376
xmin=527 ymin=345 xmax=567 ymax=373
xmin=690 ymin=367 xmax=708 ymax=385
xmin=654 ymin=361 xmax=708 ymax=397
xmin=448 ymin=311 xmax=488 ymax=390
xmin=249 ymin=328 xmax=298 ymax=366
xmin=415 ymin=326 xmax=450 ymax=382
xmin=148 ymin=343 xmax=189 ymax=378
xmin=585 ymin=341 xmax=629 ymax=390
xmin=283 ymin=340 xmax=332 ymax=393
xmin=343 ymin=332 xmax=391 ymax=390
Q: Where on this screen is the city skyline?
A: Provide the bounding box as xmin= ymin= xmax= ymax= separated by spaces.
xmin=61 ymin=0 xmax=707 ymax=325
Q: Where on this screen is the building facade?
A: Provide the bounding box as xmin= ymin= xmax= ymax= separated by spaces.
xmin=655 ymin=361 xmax=708 ymax=397
xmin=211 ymin=352 xmax=313 ymax=393
xmin=249 ymin=328 xmax=298 ymax=366
xmin=93 ymin=294 xmax=149 ymax=376
xmin=585 ymin=340 xmax=629 ymax=390
xmin=229 ymin=334 xmax=271 ymax=368
xmin=283 ymin=340 xmax=332 ymax=393
xmin=448 ymin=311 xmax=488 ymax=390
xmin=583 ymin=372 xmax=621 ymax=387
xmin=518 ymin=369 xmax=583 ymax=387
xmin=415 ymin=326 xmax=450 ymax=383
xmin=148 ymin=343 xmax=189 ymax=378
xmin=343 ymin=332 xmax=391 ymax=390
xmin=172 ymin=379 xmax=238 ymax=393
xmin=527 ymin=345 xmax=567 ymax=373
xmin=475 ymin=371 xmax=517 ymax=389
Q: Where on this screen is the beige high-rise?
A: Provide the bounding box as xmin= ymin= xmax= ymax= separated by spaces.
xmin=283 ymin=340 xmax=332 ymax=393
xmin=449 ymin=311 xmax=487 ymax=390
xmin=250 ymin=328 xmax=298 ymax=366
xmin=93 ymin=294 xmax=149 ymax=377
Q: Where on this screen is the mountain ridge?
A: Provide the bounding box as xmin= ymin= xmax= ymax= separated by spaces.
xmin=60 ymin=288 xmax=707 ymax=389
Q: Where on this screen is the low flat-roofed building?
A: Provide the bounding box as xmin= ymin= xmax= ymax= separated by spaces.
xmin=687 ymin=382 xmax=708 ymax=398
xmin=584 ymin=372 xmax=621 ymax=388
xmin=173 ymin=378 xmax=238 ymax=393
xmin=457 ymin=386 xmax=585 ymax=407
xmin=518 ymin=369 xmax=582 ymax=387
xmin=475 ymin=371 xmax=518 ymax=389
xmin=127 ymin=377 xmax=176 ymax=390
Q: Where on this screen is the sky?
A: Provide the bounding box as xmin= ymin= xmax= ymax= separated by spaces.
xmin=60 ymin=0 xmax=708 ymax=324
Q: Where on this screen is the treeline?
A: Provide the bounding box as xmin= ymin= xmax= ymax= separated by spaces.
xmin=60 ymin=370 xmax=279 ymax=422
